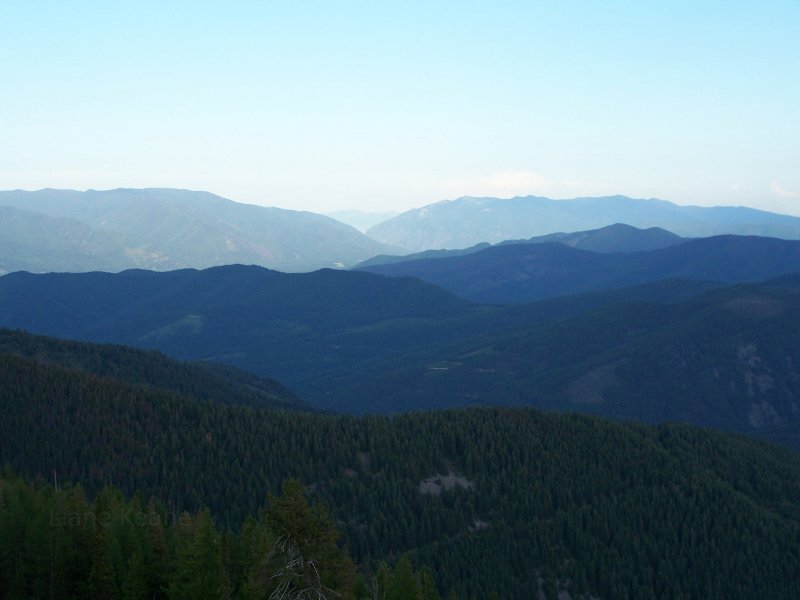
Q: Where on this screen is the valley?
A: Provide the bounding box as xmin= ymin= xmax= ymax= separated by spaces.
xmin=3 ymin=192 xmax=800 ymax=598
xmin=5 ymin=4 xmax=798 ymax=596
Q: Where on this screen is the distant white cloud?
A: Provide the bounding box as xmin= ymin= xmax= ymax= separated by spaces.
xmin=770 ymin=181 xmax=798 ymax=198
xmin=730 ymin=183 xmax=740 ymax=192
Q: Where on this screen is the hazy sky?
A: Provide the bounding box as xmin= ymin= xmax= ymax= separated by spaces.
xmin=1 ymin=1 xmax=798 ymax=215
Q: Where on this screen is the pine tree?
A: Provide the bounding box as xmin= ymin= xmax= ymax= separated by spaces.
xmin=167 ymin=509 xmax=230 ymax=600
xmin=121 ymin=548 xmax=148 ymax=600
xmin=388 ymin=554 xmax=420 ymax=600
xmin=88 ymin=526 xmax=119 ymax=600
xmin=418 ymin=567 xmax=441 ymax=600
xmin=264 ymin=479 xmax=355 ymax=598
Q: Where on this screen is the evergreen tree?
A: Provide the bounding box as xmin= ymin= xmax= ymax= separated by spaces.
xmin=167 ymin=509 xmax=230 ymax=600
xmin=88 ymin=525 xmax=119 ymax=600
xmin=387 ymin=554 xmax=420 ymax=600
xmin=265 ymin=480 xmax=355 ymax=599
xmin=418 ymin=568 xmax=441 ymax=600
xmin=121 ymin=548 xmax=148 ymax=600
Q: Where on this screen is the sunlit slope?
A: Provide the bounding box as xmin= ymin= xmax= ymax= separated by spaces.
xmin=0 ymin=188 xmax=396 ymax=272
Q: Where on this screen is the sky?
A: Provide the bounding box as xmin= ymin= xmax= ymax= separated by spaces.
xmin=1 ymin=1 xmax=798 ymax=215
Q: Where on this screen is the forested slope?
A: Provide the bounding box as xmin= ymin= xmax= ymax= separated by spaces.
xmin=0 ymin=474 xmax=444 ymax=600
xmin=0 ymin=264 xmax=734 ymax=414
xmin=327 ymin=281 xmax=800 ymax=439
xmin=2 ymin=348 xmax=800 ymax=598
xmin=0 ymin=328 xmax=307 ymax=411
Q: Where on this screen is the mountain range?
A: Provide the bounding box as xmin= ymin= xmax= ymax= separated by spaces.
xmin=367 ymin=195 xmax=800 ymax=251
xmin=0 ymin=188 xmax=394 ymax=273
xmin=2 ymin=256 xmax=800 ymax=451
xmin=5 ymin=188 xmax=800 ymax=598
xmin=360 ymin=233 xmax=800 ymax=303
xmin=327 ymin=277 xmax=800 ymax=437
xmin=505 ymin=222 xmax=686 ymax=253
xmin=357 ymin=222 xmax=687 ymax=268
xmin=3 ymin=331 xmax=800 ymax=598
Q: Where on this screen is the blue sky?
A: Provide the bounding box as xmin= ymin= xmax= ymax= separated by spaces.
xmin=1 ymin=1 xmax=798 ymax=214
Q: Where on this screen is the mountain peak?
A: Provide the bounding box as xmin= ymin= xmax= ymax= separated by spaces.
xmin=0 ymin=188 xmax=396 ymax=273
xmin=367 ymin=195 xmax=800 ymax=252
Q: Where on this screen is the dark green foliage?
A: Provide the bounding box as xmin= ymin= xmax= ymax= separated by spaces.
xmin=167 ymin=509 xmax=231 ymax=600
xmin=0 ymin=327 xmax=308 ymax=411
xmin=264 ymin=480 xmax=355 ymax=597
xmin=2 ymin=347 xmax=800 ymax=597
xmin=88 ymin=524 xmax=119 ymax=600
xmin=0 ymin=474 xmax=388 ymax=600
xmin=387 ymin=554 xmax=421 ymax=600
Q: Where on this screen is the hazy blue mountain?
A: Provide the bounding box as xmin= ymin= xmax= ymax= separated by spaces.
xmin=509 ymin=222 xmax=686 ymax=253
xmin=0 ymin=265 xmax=484 ymax=398
xmin=357 ymin=223 xmax=685 ymax=268
xmin=355 ymin=242 xmax=492 ymax=268
xmin=0 ymin=188 xmax=395 ymax=272
xmin=323 ymin=279 xmax=800 ymax=442
xmin=360 ymin=234 xmax=800 ymax=303
xmin=366 ymin=194 xmax=800 ymax=251
xmin=0 ymin=205 xmax=148 ymax=274
xmin=326 ymin=208 xmax=399 ymax=232
xmin=0 ymin=263 xmax=722 ymax=408
xmin=0 ymin=260 xmax=786 ymax=435
xmin=5 ymin=259 xmax=800 ymax=450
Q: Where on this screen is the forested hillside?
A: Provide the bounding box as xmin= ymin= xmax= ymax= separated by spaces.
xmin=0 ymin=474 xmax=443 ymax=600
xmin=2 ymin=347 xmax=800 ymax=598
xmin=326 ymin=280 xmax=800 ymax=443
xmin=0 ymin=264 xmax=742 ymax=415
xmin=0 ymin=265 xmax=486 ymax=402
xmin=0 ymin=328 xmax=307 ymax=411
xmin=3 ymin=267 xmax=799 ymax=454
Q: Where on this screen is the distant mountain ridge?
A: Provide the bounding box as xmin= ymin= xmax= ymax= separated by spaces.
xmin=510 ymin=222 xmax=686 ymax=253
xmin=366 ymin=195 xmax=800 ymax=251
xmin=3 ymin=262 xmax=800 ymax=450
xmin=360 ymin=234 xmax=800 ymax=304
xmin=357 ymin=223 xmax=687 ymax=268
xmin=0 ymin=205 xmax=138 ymax=275
xmin=325 ymin=279 xmax=800 ymax=441
xmin=0 ymin=188 xmax=395 ymax=273
xmin=0 ymin=265 xmax=481 ymax=401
